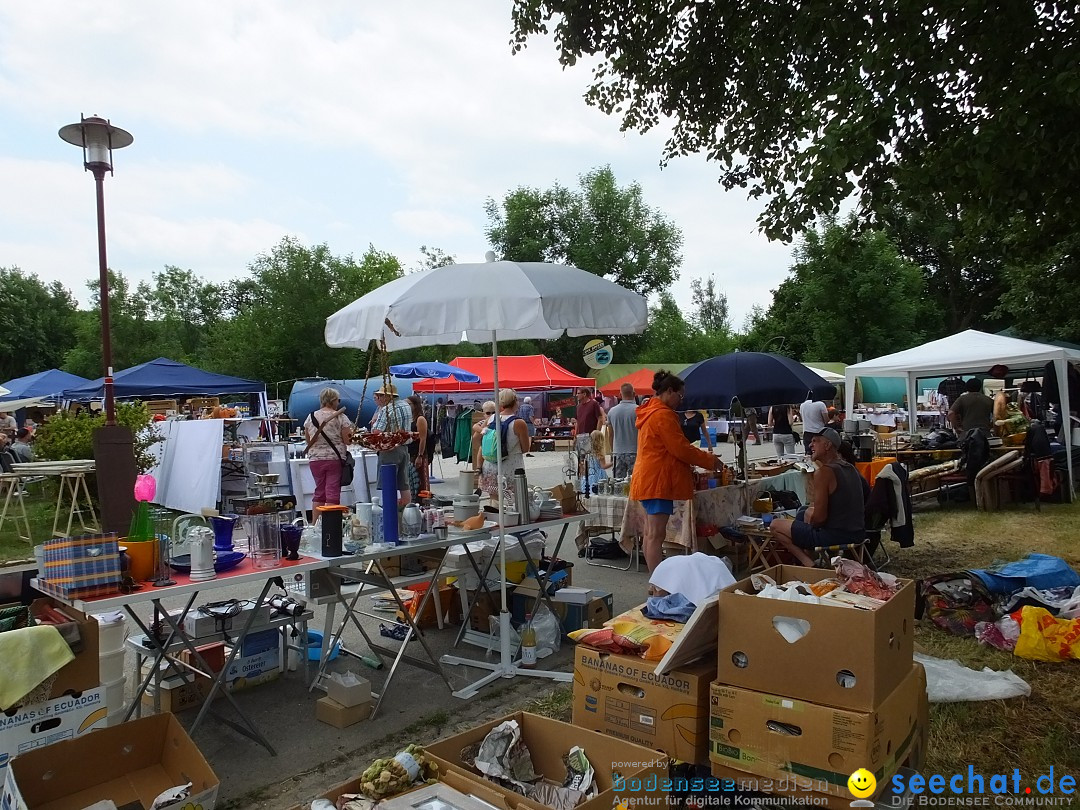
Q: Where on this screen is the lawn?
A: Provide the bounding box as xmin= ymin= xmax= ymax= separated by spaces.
xmin=0 ymin=481 xmax=59 ymax=564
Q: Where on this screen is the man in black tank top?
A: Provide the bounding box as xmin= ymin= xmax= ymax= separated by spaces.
xmin=770 ymin=428 xmax=866 ymax=566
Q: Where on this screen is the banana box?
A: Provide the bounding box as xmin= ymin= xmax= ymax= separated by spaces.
xmin=573 ymin=646 xmax=716 ymax=765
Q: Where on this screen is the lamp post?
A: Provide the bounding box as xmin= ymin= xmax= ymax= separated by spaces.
xmin=59 ymin=115 xmax=136 ymax=534
xmin=58 ymin=115 xmax=133 ymax=426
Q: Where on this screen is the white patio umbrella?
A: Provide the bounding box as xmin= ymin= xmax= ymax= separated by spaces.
xmin=326 ymin=256 xmax=648 ymax=697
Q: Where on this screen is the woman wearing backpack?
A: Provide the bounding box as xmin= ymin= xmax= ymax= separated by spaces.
xmin=479 ymin=388 xmax=531 ymax=502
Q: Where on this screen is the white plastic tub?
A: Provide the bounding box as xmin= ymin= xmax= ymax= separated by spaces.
xmin=93 ymin=612 xmax=128 ymax=653
xmin=106 ymin=708 xmax=127 ymax=727
xmin=99 ymin=648 xmax=126 ymax=682
xmin=103 ymin=675 xmax=126 ymax=711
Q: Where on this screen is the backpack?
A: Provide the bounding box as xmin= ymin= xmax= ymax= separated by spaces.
xmin=481 ymin=416 xmax=519 ymax=462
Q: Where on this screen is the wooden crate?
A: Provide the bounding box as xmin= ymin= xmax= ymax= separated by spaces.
xmin=186 ymin=396 xmax=220 ymax=413
xmin=144 ymin=398 xmax=178 ymax=416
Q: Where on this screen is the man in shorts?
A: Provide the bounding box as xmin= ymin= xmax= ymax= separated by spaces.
xmin=769 ymin=428 xmax=865 ymax=566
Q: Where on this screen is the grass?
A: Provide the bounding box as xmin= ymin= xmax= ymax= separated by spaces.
xmin=897 ymin=499 xmax=1080 ymax=779
xmin=0 ymin=481 xmax=59 ymax=564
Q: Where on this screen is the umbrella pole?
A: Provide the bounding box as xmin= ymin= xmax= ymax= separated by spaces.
xmin=440 ymin=330 xmax=572 ymax=697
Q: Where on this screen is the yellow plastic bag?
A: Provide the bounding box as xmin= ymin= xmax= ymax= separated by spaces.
xmin=1013 ymin=606 xmax=1080 ymax=662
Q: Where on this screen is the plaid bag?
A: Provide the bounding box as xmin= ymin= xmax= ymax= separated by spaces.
xmin=40 ymin=533 xmax=122 ymax=599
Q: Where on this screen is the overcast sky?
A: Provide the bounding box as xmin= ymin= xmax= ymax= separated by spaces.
xmin=0 ymin=2 xmax=793 ymax=334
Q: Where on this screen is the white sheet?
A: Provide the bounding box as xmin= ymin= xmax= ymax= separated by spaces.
xmin=149 ymin=419 xmax=224 ymax=515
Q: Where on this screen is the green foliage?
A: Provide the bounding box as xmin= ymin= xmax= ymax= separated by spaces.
xmin=635 ymin=292 xmax=733 ymax=365
xmin=34 ymin=402 xmax=162 ymax=474
xmin=996 ymin=233 xmax=1080 ymax=344
xmin=747 ymin=217 xmax=928 ymax=363
xmin=690 ymin=276 xmax=730 ymax=336
xmin=0 ymin=267 xmax=78 ymax=380
xmin=201 ymin=238 xmax=403 ymax=383
xmin=486 ymin=165 xmax=682 ymax=296
xmin=510 ymin=2 xmax=1080 ymax=245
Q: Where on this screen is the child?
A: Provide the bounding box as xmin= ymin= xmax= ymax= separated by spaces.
xmin=580 ymin=429 xmax=613 ymax=493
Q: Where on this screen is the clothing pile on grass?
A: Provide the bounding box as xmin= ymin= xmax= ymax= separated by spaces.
xmin=920 ymin=553 xmax=1080 ymax=662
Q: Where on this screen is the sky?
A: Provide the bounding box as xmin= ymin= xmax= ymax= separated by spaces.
xmin=0 ymin=1 xmax=794 ymax=335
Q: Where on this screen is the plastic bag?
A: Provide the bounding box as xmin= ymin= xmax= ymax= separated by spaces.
xmin=1013 ymin=605 xmax=1080 ymax=662
xmin=974 ymin=615 xmax=1020 ymax=652
xmin=531 ymin=604 xmax=561 ymax=658
xmin=913 ymin=653 xmax=1031 ymax=702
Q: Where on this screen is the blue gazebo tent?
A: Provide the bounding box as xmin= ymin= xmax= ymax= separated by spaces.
xmin=0 ymin=369 xmax=92 ymax=403
xmin=62 ymin=358 xmax=266 ymax=408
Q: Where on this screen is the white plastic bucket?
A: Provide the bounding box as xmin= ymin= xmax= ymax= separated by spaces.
xmin=106 ymin=708 xmax=127 ymax=727
xmin=99 ymin=648 xmax=126 ymax=682
xmin=94 ymin=613 xmax=128 ymax=653
xmin=103 ymin=676 xmax=126 ymax=711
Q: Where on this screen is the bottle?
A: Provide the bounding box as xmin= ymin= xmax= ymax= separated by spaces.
xmin=519 ymin=613 xmax=537 ymax=669
xmin=513 ymin=468 xmax=532 ymax=524
xmin=371 ymin=495 xmax=384 ymax=545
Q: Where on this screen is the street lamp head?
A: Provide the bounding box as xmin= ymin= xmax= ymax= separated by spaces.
xmin=58 ymin=114 xmax=133 ymax=174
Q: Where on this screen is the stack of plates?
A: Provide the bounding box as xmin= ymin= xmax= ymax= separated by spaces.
xmin=538 ymin=508 xmax=563 ymax=520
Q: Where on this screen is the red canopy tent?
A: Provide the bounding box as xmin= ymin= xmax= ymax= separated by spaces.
xmin=412 ymin=355 xmax=594 ymax=393
xmin=599 ymin=368 xmax=656 ymax=397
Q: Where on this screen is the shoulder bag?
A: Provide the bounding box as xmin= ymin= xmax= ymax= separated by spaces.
xmin=310 ymin=412 xmax=355 ymax=487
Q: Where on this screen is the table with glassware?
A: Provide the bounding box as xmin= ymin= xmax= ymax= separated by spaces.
xmin=32 ymin=554 xmax=326 ymax=755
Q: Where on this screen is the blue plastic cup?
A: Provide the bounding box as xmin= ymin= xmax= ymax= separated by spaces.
xmin=762 ymin=514 xmax=774 ymax=526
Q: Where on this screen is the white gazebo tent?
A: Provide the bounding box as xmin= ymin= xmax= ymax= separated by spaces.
xmin=845 ymin=329 xmax=1080 ymax=497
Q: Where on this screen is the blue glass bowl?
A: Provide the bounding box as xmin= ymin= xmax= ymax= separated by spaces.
xmin=170 ymin=551 xmax=247 ymax=574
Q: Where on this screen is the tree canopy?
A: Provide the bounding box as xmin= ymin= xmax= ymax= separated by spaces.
xmin=510 ymin=2 xmax=1080 ymax=241
xmin=0 ymin=267 xmax=78 ymax=380
xmin=742 ymin=216 xmax=928 ymax=363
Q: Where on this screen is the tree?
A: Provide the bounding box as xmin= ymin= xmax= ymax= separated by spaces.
xmin=486 ymin=165 xmax=682 ymax=371
xmin=995 ymin=234 xmax=1080 ymax=344
xmin=63 ymin=270 xmax=160 ymax=379
xmin=510 ymin=2 xmax=1080 ymax=242
xmin=689 ymin=276 xmax=730 ymax=336
xmin=486 ymin=165 xmax=682 ymax=296
xmin=635 ymin=291 xmax=732 ymax=365
xmin=747 ymin=217 xmax=929 ymax=363
xmin=0 ymin=268 xmax=78 ymax=380
xmin=201 ymin=238 xmax=404 ymax=384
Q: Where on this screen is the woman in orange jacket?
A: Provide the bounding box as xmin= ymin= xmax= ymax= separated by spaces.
xmin=629 ymin=370 xmax=721 ymax=571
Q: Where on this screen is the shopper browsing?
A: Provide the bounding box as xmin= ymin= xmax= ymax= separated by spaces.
xmin=606 ymin=382 xmax=639 ymax=478
xmin=629 ymin=370 xmax=722 ymax=572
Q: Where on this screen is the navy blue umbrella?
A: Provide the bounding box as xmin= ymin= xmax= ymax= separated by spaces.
xmin=388 ymin=361 xmax=481 ymax=383
xmin=681 ymin=352 xmax=836 ymax=410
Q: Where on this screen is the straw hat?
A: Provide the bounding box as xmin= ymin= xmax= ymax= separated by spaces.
xmin=374 ymin=383 xmax=398 ymax=397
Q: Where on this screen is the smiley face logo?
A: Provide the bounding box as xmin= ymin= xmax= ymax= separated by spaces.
xmin=848 ymin=768 xmax=876 ymax=799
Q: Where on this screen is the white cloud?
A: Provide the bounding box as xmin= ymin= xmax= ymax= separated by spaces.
xmin=0 ymin=1 xmax=791 ymax=327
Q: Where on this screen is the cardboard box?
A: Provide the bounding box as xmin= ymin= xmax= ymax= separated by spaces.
xmin=2 ymin=713 xmax=218 ymax=810
xmin=716 ymin=565 xmax=915 ymax=710
xmin=465 ymin=588 xmax=501 ymax=633
xmin=573 ymin=647 xmax=717 ymax=765
xmin=239 ymin=627 xmax=279 ymax=657
xmin=551 ymin=586 xmax=603 ymax=605
xmin=223 ymin=647 xmax=281 ymax=691
xmin=315 ymin=696 xmax=371 ymax=728
xmin=708 ymin=663 xmax=929 ymax=802
xmin=325 ymin=675 xmax=371 ymax=708
xmin=563 ymin=594 xmax=613 ymax=633
xmin=142 ymin=671 xmax=219 ymax=714
xmin=182 ymin=602 xmax=272 ymax=637
xmin=283 ymin=767 xmax=522 ymax=810
xmin=426 ymin=712 xmax=665 ymax=810
xmin=0 ymin=688 xmax=107 ymax=776
xmin=30 ymin=598 xmax=100 ymax=699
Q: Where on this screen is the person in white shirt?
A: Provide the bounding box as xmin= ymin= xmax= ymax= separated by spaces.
xmin=800 ymin=397 xmax=830 ymax=451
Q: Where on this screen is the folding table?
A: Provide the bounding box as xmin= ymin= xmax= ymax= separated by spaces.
xmin=310 ymin=534 xmax=492 ymax=718
xmin=32 ymin=555 xmax=326 ymax=755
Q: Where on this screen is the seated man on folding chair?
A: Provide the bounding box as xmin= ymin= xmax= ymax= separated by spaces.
xmin=770 ymin=428 xmax=866 ymax=566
